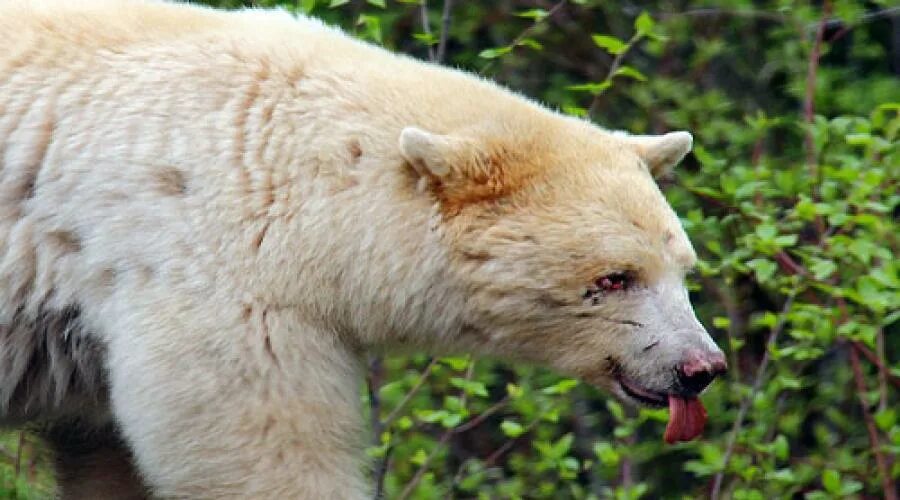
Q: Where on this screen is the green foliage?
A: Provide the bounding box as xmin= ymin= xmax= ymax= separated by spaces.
xmin=4 ymin=1 xmax=897 ymax=498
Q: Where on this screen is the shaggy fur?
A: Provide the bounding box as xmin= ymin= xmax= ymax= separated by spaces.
xmin=0 ymin=1 xmax=723 ymax=497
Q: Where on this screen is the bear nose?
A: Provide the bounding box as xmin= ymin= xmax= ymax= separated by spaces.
xmin=676 ymin=350 xmax=727 ymax=395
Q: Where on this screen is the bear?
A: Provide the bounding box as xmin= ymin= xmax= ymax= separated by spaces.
xmin=0 ymin=0 xmax=727 ymax=498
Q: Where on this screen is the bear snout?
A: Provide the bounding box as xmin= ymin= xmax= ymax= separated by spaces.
xmin=675 ymin=349 xmax=727 ymax=395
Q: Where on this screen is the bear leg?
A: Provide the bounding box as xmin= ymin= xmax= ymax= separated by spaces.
xmin=103 ymin=296 xmax=370 ymax=498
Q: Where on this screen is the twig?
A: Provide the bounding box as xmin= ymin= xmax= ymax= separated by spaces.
xmin=874 ymin=329 xmax=888 ymax=411
xmin=852 ymin=341 xmax=900 ymax=389
xmin=452 ymin=395 xmax=510 ymax=434
xmin=702 ymin=277 xmax=745 ymax=383
xmin=382 ymin=357 xmax=438 ymax=429
xmin=479 ymin=0 xmax=567 ymax=75
xmin=587 ymin=31 xmax=641 ymax=119
xmin=14 ymin=431 xmax=24 ymax=479
xmin=435 ymin=0 xmax=453 ymax=63
xmin=803 ymin=1 xmax=831 ymax=179
xmin=419 ymin=0 xmax=436 ymax=62
xmin=398 ymin=359 xmax=475 ymax=500
xmin=849 ymin=345 xmax=897 ymax=500
xmin=774 ymin=251 xmax=807 ymax=276
xmin=367 ymin=356 xmax=388 ymax=500
xmin=372 ymin=446 xmax=393 ymax=500
xmin=657 ymin=8 xmax=788 ymax=23
xmin=484 ymin=416 xmax=543 ymax=467
xmin=657 ymin=6 xmax=899 ymax=29
xmin=710 ymin=293 xmax=795 ymax=500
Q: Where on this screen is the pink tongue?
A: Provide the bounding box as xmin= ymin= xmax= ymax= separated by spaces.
xmin=664 ymin=395 xmax=707 ymax=444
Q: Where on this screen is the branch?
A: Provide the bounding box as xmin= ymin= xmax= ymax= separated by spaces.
xmin=484 ymin=416 xmax=543 ymax=467
xmin=479 ymin=0 xmax=568 ymax=75
xmin=419 ymin=0 xmax=436 ymax=62
xmin=849 ymin=345 xmax=897 ymax=500
xmin=803 ymin=1 xmax=831 ymax=178
xmin=710 ymin=293 xmax=795 ymax=500
xmin=382 ymin=357 xmax=438 ymax=429
xmin=588 ymin=31 xmax=642 ymax=119
xmin=366 ymin=356 xmax=388 ymax=500
xmin=398 ymin=360 xmax=475 ymax=500
xmin=435 ymin=0 xmax=453 ymax=63
xmin=452 ymin=395 xmax=510 ymax=434
xmin=852 ymin=341 xmax=900 ymax=389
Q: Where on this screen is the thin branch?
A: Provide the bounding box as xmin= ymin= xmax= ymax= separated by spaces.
xmin=702 ymin=277 xmax=745 ymax=383
xmin=484 ymin=416 xmax=543 ymax=467
xmin=875 ymin=329 xmax=889 ymax=411
xmin=399 ymin=431 xmax=453 ymax=500
xmin=367 ymin=356 xmax=388 ymax=500
xmin=398 ymin=359 xmax=475 ymax=500
xmin=710 ymin=293 xmax=795 ymax=500
xmin=419 ymin=0 xmax=436 ymax=62
xmin=804 ymin=1 xmax=831 ymax=178
xmin=849 ymin=345 xmax=897 ymax=500
xmin=852 ymin=341 xmax=900 ymax=389
xmin=479 ymin=0 xmax=568 ymax=75
xmin=657 ymin=6 xmax=900 ymax=29
xmin=452 ymin=395 xmax=510 ymax=434
xmin=382 ymin=357 xmax=438 ymax=429
xmin=14 ymin=431 xmax=24 ymax=479
xmin=435 ymin=0 xmax=453 ymax=63
xmin=658 ymin=8 xmax=788 ymax=23
xmin=372 ymin=446 xmax=393 ymax=500
xmin=587 ymin=32 xmax=641 ymax=119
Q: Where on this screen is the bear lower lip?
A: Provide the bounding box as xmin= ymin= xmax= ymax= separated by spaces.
xmin=617 ymin=376 xmax=668 ymax=407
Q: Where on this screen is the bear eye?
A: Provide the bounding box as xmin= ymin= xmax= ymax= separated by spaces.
xmin=583 ymin=272 xmax=633 ymax=301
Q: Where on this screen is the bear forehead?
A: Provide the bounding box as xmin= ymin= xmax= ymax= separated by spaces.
xmin=451 ymin=133 xmax=697 ymax=275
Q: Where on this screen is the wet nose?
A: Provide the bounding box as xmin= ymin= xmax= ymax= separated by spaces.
xmin=677 ymin=350 xmax=727 ymax=394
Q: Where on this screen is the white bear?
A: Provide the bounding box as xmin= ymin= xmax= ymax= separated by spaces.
xmin=0 ymin=1 xmax=725 ymax=497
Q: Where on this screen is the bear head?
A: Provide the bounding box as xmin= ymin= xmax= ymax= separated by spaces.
xmin=399 ymin=116 xmax=726 ymax=440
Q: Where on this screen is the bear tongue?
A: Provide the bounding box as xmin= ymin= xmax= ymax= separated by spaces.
xmin=664 ymin=395 xmax=707 ymax=444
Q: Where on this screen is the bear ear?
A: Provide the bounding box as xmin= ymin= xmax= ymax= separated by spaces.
xmin=399 ymin=127 xmax=472 ymax=178
xmin=626 ymin=131 xmax=693 ymax=178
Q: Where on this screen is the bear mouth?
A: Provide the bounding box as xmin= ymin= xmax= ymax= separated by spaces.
xmin=616 ymin=375 xmax=668 ymax=407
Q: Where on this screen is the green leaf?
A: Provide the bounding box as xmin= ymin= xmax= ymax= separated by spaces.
xmin=441 ymin=412 xmax=463 ymax=428
xmin=713 ymin=316 xmax=730 ymax=329
xmin=541 ymin=379 xmax=579 ymax=395
xmin=356 ymin=14 xmax=382 ymax=42
xmin=747 ymin=259 xmax=776 ymax=283
xmin=413 ymin=32 xmax=438 ymax=44
xmin=442 ymin=357 xmax=469 ymax=371
xmin=634 ymin=11 xmax=655 ymax=36
xmin=773 ymin=435 xmax=789 ymax=460
xmin=506 ymin=383 xmax=523 ymax=398
xmin=755 ymin=223 xmax=777 ymax=241
xmin=606 ymin=400 xmax=625 ymax=422
xmin=501 ymin=420 xmax=525 ymax=438
xmin=591 ymin=34 xmax=628 ymax=55
xmin=566 ymin=81 xmax=612 ymax=95
xmin=300 ymin=0 xmax=317 ymax=13
xmin=517 ymin=38 xmax=543 ymax=51
xmin=478 ymin=47 xmax=512 ymax=59
xmin=328 ymin=0 xmax=349 ymax=7
xmin=822 ymin=469 xmax=841 ymax=494
xmin=366 ymin=0 xmax=385 ymax=7
xmin=874 ymin=409 xmax=896 ymax=431
xmin=593 ymin=441 xmax=620 ymax=467
xmin=613 ymin=66 xmax=647 ymax=82
xmin=515 ymin=9 xmax=548 ymax=21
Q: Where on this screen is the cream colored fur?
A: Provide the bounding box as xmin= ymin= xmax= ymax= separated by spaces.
xmin=0 ymin=1 xmax=722 ymax=497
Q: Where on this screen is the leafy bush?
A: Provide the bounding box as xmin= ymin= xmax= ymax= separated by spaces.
xmin=2 ymin=1 xmax=896 ymax=498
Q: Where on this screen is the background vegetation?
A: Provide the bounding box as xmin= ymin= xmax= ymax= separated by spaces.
xmin=2 ymin=0 xmax=897 ymax=498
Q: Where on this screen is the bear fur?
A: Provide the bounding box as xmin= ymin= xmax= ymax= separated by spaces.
xmin=0 ymin=1 xmax=724 ymax=497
